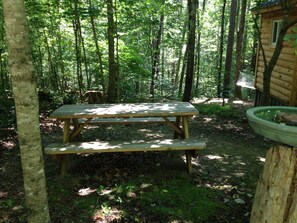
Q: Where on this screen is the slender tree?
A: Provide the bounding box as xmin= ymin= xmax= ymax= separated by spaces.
xmin=149 ymin=0 xmax=165 ymax=101
xmin=73 ymin=0 xmax=84 ymax=102
xmin=182 ymin=0 xmax=198 ymax=102
xmin=2 ymin=0 xmax=51 ymax=222
xmin=234 ymin=0 xmax=247 ymax=98
xmin=194 ymin=0 xmax=206 ymax=95
xmin=217 ymin=0 xmax=227 ymax=98
xmin=223 ymin=0 xmax=237 ymax=99
xmin=88 ymin=0 xmax=106 ymax=94
xmin=106 ymin=0 xmax=119 ymax=103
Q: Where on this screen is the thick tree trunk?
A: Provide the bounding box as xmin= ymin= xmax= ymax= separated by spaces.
xmin=223 ymin=0 xmax=237 ymax=99
xmin=2 ymin=0 xmax=51 ymax=222
xmin=182 ymin=0 xmax=198 ymax=102
xmin=250 ymin=145 xmax=297 ymax=223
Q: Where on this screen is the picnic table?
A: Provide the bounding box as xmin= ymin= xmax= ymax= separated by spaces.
xmin=44 ymin=102 xmax=206 ymax=175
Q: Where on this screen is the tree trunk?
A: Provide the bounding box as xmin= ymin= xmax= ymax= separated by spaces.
xmin=178 ymin=45 xmax=188 ymax=98
xmin=2 ymin=0 xmax=51 ymax=222
xmin=217 ymin=0 xmax=226 ymax=98
xmin=88 ymin=0 xmax=106 ymax=95
xmin=223 ymin=0 xmax=237 ymax=99
xmin=74 ymin=0 xmax=84 ymax=102
xmin=174 ymin=9 xmax=187 ymax=91
xmin=79 ymin=25 xmax=90 ymax=89
xmin=250 ymin=145 xmax=297 ymax=223
xmin=194 ymin=0 xmax=204 ymax=96
xmin=182 ymin=0 xmax=198 ymax=102
xmin=149 ymin=1 xmax=165 ymax=101
xmin=234 ymin=0 xmax=247 ymax=98
xmin=106 ymin=0 xmax=119 ymax=103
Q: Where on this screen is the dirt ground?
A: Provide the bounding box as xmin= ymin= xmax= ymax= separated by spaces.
xmin=0 ymin=99 xmax=276 ymax=223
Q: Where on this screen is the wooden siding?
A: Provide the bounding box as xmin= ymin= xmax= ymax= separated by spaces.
xmin=255 ymin=6 xmax=297 ymax=106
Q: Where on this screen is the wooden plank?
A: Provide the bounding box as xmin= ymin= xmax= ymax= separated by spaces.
xmin=289 ymin=58 xmax=297 ymax=106
xmin=63 ymin=119 xmax=70 ymax=143
xmin=257 ymin=67 xmax=293 ymax=81
xmin=257 ymin=61 xmax=295 ymax=76
xmin=255 ymin=80 xmax=290 ymax=103
xmin=262 ymin=45 xmax=296 ymax=55
xmin=258 ymin=55 xmax=296 ymax=70
xmin=49 ymin=102 xmax=198 ymax=119
xmin=77 ymin=117 xmax=177 ymax=125
xmin=44 ymin=139 xmax=207 ymax=155
xmin=256 ymin=77 xmax=291 ymax=97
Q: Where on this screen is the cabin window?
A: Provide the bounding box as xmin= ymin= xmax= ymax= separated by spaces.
xmin=271 ymin=20 xmax=282 ymax=46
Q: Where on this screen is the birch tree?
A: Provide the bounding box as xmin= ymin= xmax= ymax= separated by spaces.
xmin=2 ymin=0 xmax=51 ymax=222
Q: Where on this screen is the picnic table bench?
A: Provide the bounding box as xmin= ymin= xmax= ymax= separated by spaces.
xmin=45 ymin=102 xmax=206 ymax=176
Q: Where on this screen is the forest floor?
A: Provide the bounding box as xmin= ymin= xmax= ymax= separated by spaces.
xmin=0 ymin=98 xmax=276 ymax=223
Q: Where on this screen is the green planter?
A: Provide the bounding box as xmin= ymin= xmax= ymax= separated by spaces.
xmin=246 ymin=106 xmax=297 ymax=147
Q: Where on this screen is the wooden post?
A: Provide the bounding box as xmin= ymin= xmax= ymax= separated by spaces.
xmin=61 ymin=119 xmax=71 ymax=176
xmin=182 ymin=116 xmax=193 ymax=173
xmin=250 ymin=145 xmax=297 ymax=223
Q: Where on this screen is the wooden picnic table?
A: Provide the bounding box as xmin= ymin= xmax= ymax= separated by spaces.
xmin=49 ymin=102 xmax=198 ymax=141
xmin=46 ymin=102 xmax=206 ymax=175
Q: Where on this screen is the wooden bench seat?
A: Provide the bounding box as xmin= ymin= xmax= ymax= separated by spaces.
xmin=77 ymin=117 xmax=176 ymax=125
xmin=44 ymin=138 xmax=206 ymax=175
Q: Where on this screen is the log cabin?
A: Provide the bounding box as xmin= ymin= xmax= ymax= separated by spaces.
xmin=253 ymin=0 xmax=297 ymax=106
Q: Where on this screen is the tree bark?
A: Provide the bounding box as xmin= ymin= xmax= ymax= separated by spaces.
xmin=106 ymin=0 xmax=119 ymax=103
xmin=182 ymin=0 xmax=198 ymax=102
xmin=149 ymin=0 xmax=165 ymax=101
xmin=234 ymin=0 xmax=247 ymax=98
xmin=74 ymin=0 xmax=84 ymax=102
xmin=217 ymin=0 xmax=226 ymax=98
xmin=2 ymin=0 xmax=51 ymax=222
xmin=223 ymin=0 xmax=237 ymax=99
xmin=194 ymin=0 xmax=206 ymax=96
xmin=250 ymin=145 xmax=297 ymax=223
xmin=174 ymin=9 xmax=187 ymax=91
xmin=88 ymin=0 xmax=105 ymax=95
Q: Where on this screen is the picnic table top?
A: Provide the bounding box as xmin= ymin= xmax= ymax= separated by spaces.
xmin=49 ymin=102 xmax=198 ymax=119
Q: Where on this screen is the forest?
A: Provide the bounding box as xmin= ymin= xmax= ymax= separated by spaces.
xmin=2 ymin=0 xmax=297 ymax=222
xmin=0 ymin=0 xmax=258 ymax=104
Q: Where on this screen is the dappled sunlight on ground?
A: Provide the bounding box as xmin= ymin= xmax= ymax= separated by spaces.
xmin=1 ymin=100 xmax=277 ymax=222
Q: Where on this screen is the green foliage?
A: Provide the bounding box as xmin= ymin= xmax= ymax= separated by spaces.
xmin=0 ymin=0 xmax=261 ymax=101
xmin=195 ymin=103 xmax=245 ymax=119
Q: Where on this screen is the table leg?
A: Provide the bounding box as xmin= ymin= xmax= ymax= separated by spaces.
xmin=182 ymin=116 xmax=193 ymax=173
xmin=71 ymin=118 xmax=82 ymax=141
xmin=61 ymin=119 xmax=71 ymax=176
xmin=63 ymin=119 xmax=71 ymax=143
xmin=173 ymin=117 xmax=181 ymax=139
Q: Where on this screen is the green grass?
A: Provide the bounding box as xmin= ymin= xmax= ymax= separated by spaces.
xmin=195 ymin=104 xmax=245 ymax=119
xmin=93 ymin=173 xmax=226 ymax=222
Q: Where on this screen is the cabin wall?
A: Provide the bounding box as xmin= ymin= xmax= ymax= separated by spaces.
xmin=255 ymin=7 xmax=297 ymax=106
